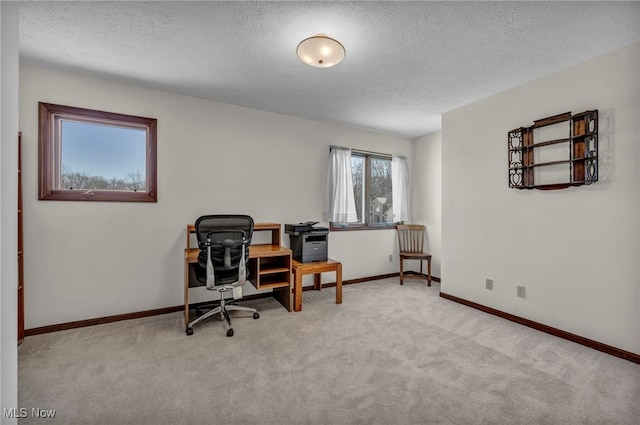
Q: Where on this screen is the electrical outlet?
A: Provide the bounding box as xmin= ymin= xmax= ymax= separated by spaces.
xmin=388 ymin=254 xmax=393 ymax=262
xmin=485 ymin=278 xmax=493 ymax=290
xmin=517 ymin=285 xmax=526 ymax=298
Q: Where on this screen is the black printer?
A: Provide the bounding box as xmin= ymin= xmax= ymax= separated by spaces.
xmin=285 ymin=221 xmax=329 ymax=263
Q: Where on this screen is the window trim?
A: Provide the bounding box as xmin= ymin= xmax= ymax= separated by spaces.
xmin=329 ymin=149 xmax=398 ymax=231
xmin=38 ymin=102 xmax=157 ymax=202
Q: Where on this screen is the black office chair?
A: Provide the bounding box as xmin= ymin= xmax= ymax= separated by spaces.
xmin=186 ymin=215 xmax=259 ymax=337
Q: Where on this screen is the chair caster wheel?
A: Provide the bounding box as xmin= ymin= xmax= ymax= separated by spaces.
xmin=186 ymin=327 xmax=193 ymax=336
xmin=226 ymin=329 xmax=234 ymax=337
xmin=253 ymin=312 xmax=260 ymax=319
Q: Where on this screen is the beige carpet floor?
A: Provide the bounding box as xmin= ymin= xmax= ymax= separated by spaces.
xmin=18 ymin=279 xmax=640 ymax=425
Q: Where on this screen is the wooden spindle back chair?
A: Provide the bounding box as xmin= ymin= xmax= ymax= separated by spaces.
xmin=396 ymin=224 xmax=432 ymax=286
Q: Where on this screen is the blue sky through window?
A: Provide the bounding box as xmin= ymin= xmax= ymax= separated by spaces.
xmin=61 ymin=120 xmax=146 ymax=180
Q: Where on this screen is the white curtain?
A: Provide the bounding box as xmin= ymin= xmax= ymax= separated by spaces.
xmin=324 ymin=146 xmax=358 ymax=223
xmin=392 ymin=154 xmax=411 ymax=222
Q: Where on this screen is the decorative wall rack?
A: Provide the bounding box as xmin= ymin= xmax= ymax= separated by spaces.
xmin=508 ymin=110 xmax=598 ymax=190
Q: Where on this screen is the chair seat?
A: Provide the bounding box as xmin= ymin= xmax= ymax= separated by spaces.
xmin=400 ymin=251 xmax=432 ymax=260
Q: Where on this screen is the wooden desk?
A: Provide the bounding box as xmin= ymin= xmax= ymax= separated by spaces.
xmin=291 ymin=259 xmax=342 ymax=312
xmin=184 ymin=223 xmax=292 ymax=331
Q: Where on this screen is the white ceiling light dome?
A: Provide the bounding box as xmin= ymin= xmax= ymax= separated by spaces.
xmin=296 ymin=34 xmax=345 ymax=68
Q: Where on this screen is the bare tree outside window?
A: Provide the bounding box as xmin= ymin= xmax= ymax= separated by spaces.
xmin=60 ymin=166 xmax=147 ymax=191
xmin=369 ymin=157 xmax=393 ymax=223
xmin=125 ymin=169 xmax=146 ymax=191
xmin=351 ymin=156 xmax=364 ymax=222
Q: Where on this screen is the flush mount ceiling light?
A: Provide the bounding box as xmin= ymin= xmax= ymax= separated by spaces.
xmin=296 ymin=34 xmax=345 ymax=68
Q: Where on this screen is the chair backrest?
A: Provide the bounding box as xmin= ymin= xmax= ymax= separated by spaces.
xmin=397 ymin=224 xmax=425 ymax=253
xmin=194 ymin=215 xmax=254 ymax=286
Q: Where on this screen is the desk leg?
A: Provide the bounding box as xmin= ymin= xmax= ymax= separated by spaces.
xmin=294 ymin=269 xmax=303 ymax=312
xmin=184 ymin=259 xmax=189 ymax=330
xmin=314 ymin=273 xmax=322 ymax=291
xmin=336 ymin=263 xmax=342 ymax=305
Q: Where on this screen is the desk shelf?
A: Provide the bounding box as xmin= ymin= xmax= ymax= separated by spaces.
xmin=250 ymin=248 xmax=291 ymax=291
xmin=260 ymin=267 xmax=290 ymax=275
xmin=256 ymin=279 xmax=290 ymax=290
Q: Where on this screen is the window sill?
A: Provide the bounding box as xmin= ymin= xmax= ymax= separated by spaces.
xmin=39 ymin=189 xmax=156 ymax=203
xmin=329 ymin=223 xmax=398 ymax=232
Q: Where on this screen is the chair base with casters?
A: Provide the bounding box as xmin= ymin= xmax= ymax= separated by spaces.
xmin=399 ymin=252 xmax=432 ymax=286
xmin=186 ymin=285 xmax=259 ymax=337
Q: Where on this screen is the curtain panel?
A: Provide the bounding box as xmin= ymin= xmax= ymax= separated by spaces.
xmin=324 ymin=146 xmax=358 ymax=222
xmin=392 ymin=154 xmax=410 ymax=222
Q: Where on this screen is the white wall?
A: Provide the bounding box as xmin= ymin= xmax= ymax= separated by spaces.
xmin=411 ymin=131 xmax=442 ymax=278
xmin=1 ymin=1 xmax=19 ymax=421
xmin=442 ymin=42 xmax=640 ymax=354
xmin=19 ymin=65 xmax=412 ymax=329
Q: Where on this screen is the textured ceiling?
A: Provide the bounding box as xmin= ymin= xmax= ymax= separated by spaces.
xmin=18 ymin=1 xmax=640 ymax=138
